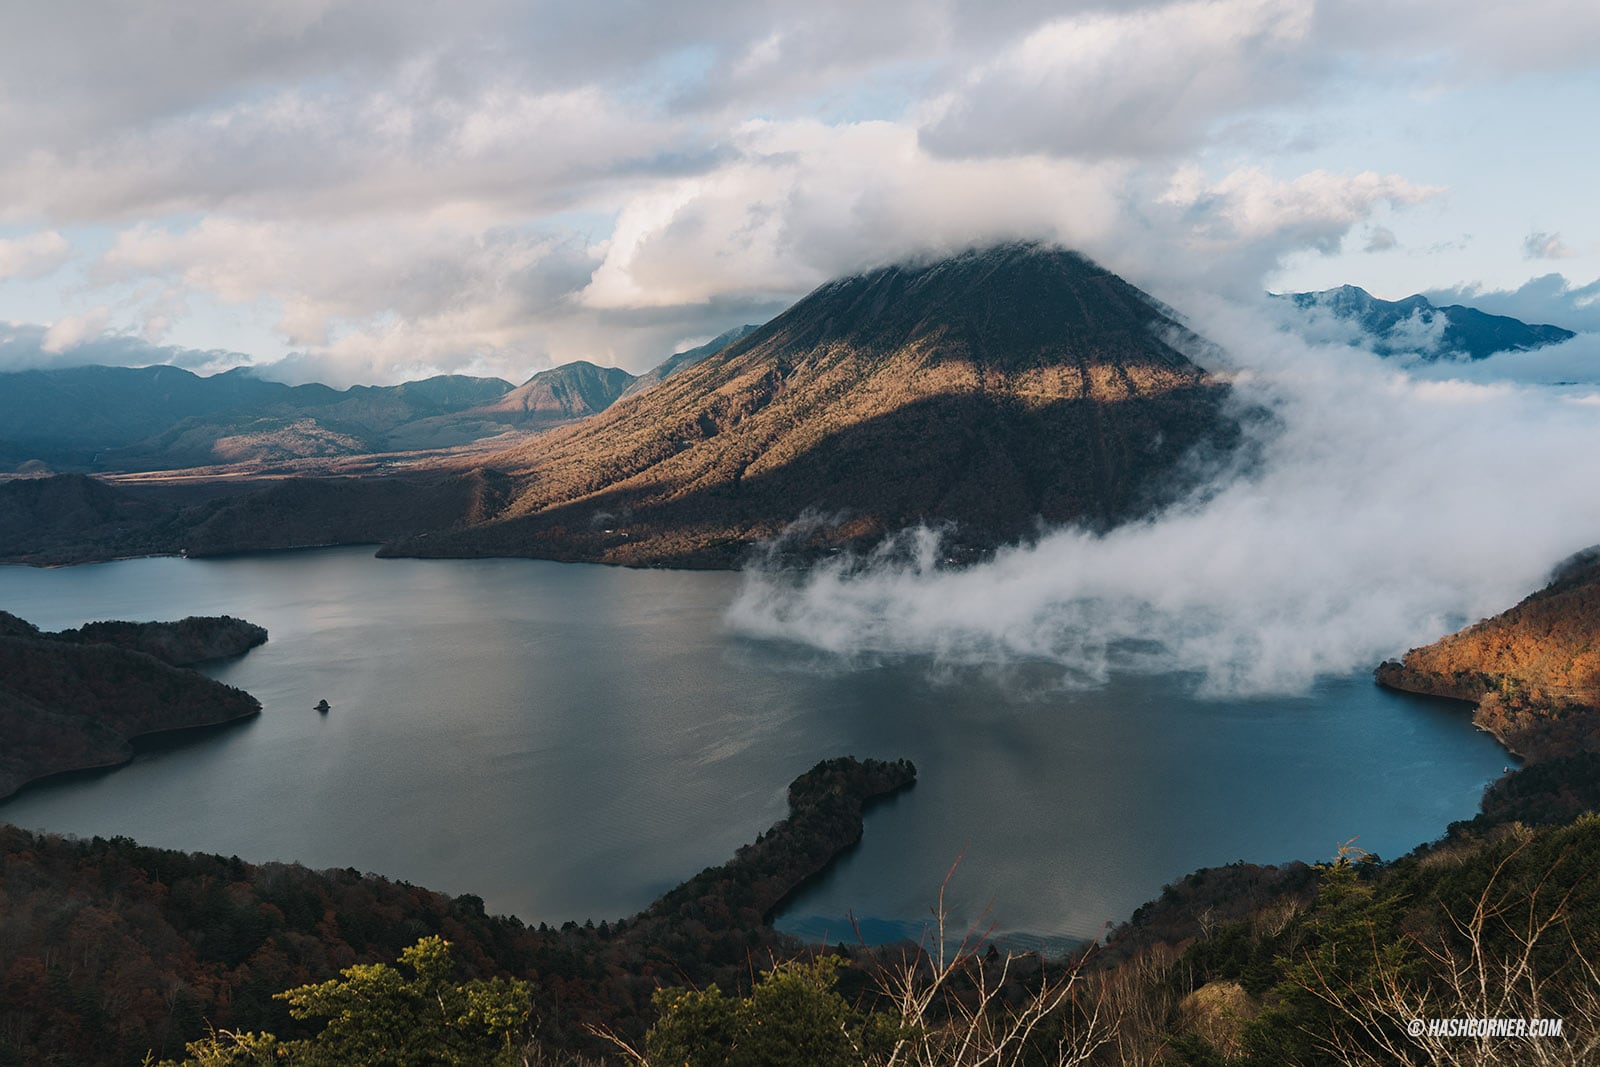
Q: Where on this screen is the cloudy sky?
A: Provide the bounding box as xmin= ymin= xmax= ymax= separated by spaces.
xmin=1 ymin=0 xmax=1597 ymax=386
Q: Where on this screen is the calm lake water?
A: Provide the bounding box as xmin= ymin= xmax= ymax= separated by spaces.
xmin=0 ymin=547 xmax=1509 ymax=944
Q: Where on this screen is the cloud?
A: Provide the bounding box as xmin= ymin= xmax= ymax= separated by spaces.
xmin=91 ymin=218 xmax=602 ymax=384
xmin=729 ymin=298 xmax=1600 ymax=696
xmin=581 ymin=119 xmax=1437 ymax=311
xmin=1317 ymin=0 xmax=1600 ymax=80
xmin=0 ymin=1 xmax=1588 ymax=384
xmin=1363 ymin=226 xmax=1397 ymax=253
xmin=1523 ymin=231 xmax=1574 ymax=260
xmin=1153 ymin=166 xmax=1438 ymax=269
xmin=1426 ymin=274 xmax=1600 ymax=333
xmin=581 ymin=120 xmax=1131 ymax=309
xmin=0 ymin=230 xmax=70 ymax=280
xmin=41 ymin=308 xmax=113 ymax=354
xmin=0 ymin=321 xmax=250 ymax=374
xmin=1384 ymin=307 xmax=1450 ymax=355
xmin=1407 ymin=332 xmax=1600 ymax=387
xmin=85 ymin=211 xmax=799 ymax=386
xmin=921 ymin=0 xmax=1320 ymax=160
xmin=1 ymin=82 xmax=696 ymax=225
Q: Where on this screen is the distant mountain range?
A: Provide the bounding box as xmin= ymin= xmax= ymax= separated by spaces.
xmin=0 ymin=335 xmax=752 ymax=474
xmin=5 ymin=280 xmax=1572 ymax=481
xmin=1279 ymin=285 xmax=1575 ymax=360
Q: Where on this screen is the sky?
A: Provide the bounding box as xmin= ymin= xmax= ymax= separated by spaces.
xmin=1 ymin=0 xmax=1598 ymax=386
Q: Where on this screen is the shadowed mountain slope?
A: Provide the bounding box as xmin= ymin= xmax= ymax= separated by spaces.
xmin=0 ymin=473 xmax=187 ymax=561
xmin=0 ymin=365 xmax=298 ymax=458
xmin=387 ymin=243 xmax=1244 ymax=567
xmin=0 ymin=468 xmax=518 ymax=565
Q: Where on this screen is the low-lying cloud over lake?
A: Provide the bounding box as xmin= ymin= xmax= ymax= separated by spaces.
xmin=730 ymin=299 xmax=1600 ymax=696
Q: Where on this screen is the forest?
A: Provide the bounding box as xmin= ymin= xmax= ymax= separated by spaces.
xmin=4 ymin=748 xmax=1599 ymax=1065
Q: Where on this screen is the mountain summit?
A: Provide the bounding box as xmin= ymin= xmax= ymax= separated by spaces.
xmin=388 ymin=243 xmax=1244 ymax=566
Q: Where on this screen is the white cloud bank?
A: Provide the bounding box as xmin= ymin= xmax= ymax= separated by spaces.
xmin=1427 ymin=274 xmax=1600 ymax=334
xmin=729 ymin=299 xmax=1600 ymax=696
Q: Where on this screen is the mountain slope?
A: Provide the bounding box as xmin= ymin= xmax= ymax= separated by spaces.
xmin=474 ymin=360 xmax=635 ymax=422
xmin=0 ymin=365 xmax=520 ymax=471
xmin=389 ymin=243 xmax=1244 ymax=566
xmin=1283 ymin=285 xmax=1575 ymax=360
xmin=0 ymin=469 xmax=518 ymax=565
xmin=323 ymin=363 xmax=635 ymax=455
xmin=0 ymin=365 xmax=297 ymax=463
xmin=616 ymin=325 xmax=760 ymax=401
xmin=99 ymin=373 xmax=519 ymax=469
xmin=0 ymin=473 xmax=186 ymax=561
xmin=1377 ymin=549 xmax=1600 ymax=760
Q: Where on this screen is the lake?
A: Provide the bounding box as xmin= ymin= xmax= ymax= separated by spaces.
xmin=0 ymin=546 xmax=1509 ymax=944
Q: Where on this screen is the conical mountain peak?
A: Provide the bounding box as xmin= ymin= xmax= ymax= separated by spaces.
xmin=386 ymin=243 xmax=1243 ymax=567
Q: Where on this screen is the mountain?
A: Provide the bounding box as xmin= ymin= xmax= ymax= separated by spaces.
xmin=475 ymin=360 xmax=635 ymax=421
xmin=1 ymin=245 xmax=1247 ymax=568
xmin=615 ymin=325 xmax=761 ymax=401
xmin=1377 ymin=548 xmax=1600 ymax=761
xmin=0 ymin=365 xmax=298 ymax=464
xmin=366 ymin=362 xmax=638 ymax=454
xmin=98 ymin=372 xmax=524 ymax=468
xmin=0 ymin=361 xmax=656 ymax=474
xmin=0 ymin=365 xmax=521 ymax=471
xmin=386 ymin=243 xmax=1245 ymax=567
xmin=1281 ymin=285 xmax=1574 ymax=360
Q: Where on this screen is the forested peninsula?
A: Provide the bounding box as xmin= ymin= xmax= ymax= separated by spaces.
xmin=0 ymin=612 xmax=266 ymax=800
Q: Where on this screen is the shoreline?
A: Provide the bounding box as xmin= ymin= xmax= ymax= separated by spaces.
xmin=1375 ymin=668 xmax=1529 ymax=759
xmin=0 ymin=707 xmax=263 ymax=803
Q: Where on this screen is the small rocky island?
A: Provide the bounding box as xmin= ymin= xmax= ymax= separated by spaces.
xmin=0 ymin=611 xmax=268 ymax=800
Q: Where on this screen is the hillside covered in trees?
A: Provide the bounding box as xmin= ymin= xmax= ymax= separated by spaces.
xmin=7 ymin=749 xmax=1600 ymax=1065
xmin=1377 ymin=548 xmax=1600 ymax=761
xmin=0 ymin=612 xmax=266 ymax=801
